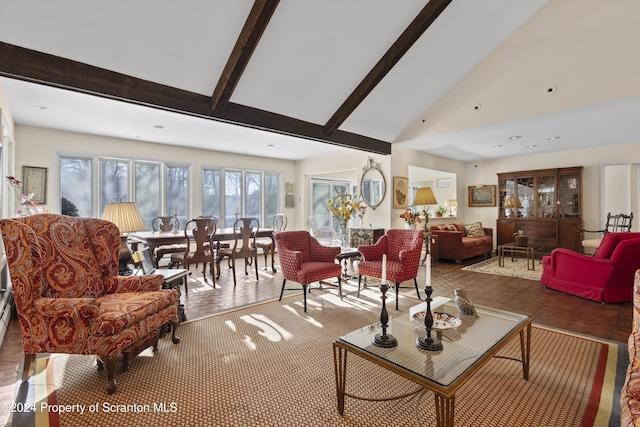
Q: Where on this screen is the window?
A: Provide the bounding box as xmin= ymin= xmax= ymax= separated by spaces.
xmin=167 ymin=165 xmax=189 ymax=227
xmin=203 ymin=167 xmax=281 ymax=227
xmin=100 ymin=159 xmax=129 ymax=214
xmin=310 ymin=178 xmax=356 ymax=235
xmin=202 ymin=169 xmax=221 ymax=219
xmin=60 ymin=156 xmax=92 ymax=217
xmin=136 ymin=162 xmax=161 ymax=229
xmin=59 ymin=155 xmax=280 ymax=229
xmin=245 ymin=171 xmax=261 ymax=220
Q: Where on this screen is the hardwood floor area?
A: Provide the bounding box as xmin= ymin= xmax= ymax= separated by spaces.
xmin=0 ymin=253 xmax=633 ymax=426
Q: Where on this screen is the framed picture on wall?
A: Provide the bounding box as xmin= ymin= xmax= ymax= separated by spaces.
xmin=393 ymin=176 xmax=408 ymax=208
xmin=468 ymin=185 xmax=496 ymax=207
xmin=22 ymin=166 xmax=48 ymax=204
xmin=436 ymin=178 xmax=451 ymax=188
xmin=285 ymin=182 xmax=295 ymax=208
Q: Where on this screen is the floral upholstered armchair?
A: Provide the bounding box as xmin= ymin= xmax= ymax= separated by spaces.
xmin=357 ymin=229 xmax=424 ymax=310
xmin=0 ymin=214 xmax=181 ymax=394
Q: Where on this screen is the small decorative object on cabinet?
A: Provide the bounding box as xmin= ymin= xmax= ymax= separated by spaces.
xmin=350 ymin=228 xmax=384 ymax=248
xmin=497 ymin=166 xmax=583 ymax=252
xmin=514 ymin=230 xmax=528 ymax=247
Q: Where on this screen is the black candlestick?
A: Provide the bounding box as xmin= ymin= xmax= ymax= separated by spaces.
xmin=372 ymin=282 xmax=397 ymax=348
xmin=416 ymin=285 xmax=443 ymax=351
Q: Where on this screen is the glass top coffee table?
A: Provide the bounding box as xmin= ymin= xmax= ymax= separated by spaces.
xmin=333 ymin=299 xmax=531 ymax=427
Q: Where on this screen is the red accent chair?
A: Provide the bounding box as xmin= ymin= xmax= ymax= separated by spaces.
xmin=0 ymin=214 xmax=180 ymax=394
xmin=357 ymin=229 xmax=424 ymax=310
xmin=274 ymin=230 xmax=342 ymax=312
xmin=541 ymin=232 xmax=640 ymax=303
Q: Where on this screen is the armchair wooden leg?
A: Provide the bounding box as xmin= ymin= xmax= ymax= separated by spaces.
xmin=414 ymin=278 xmax=421 ymax=300
xmin=98 ymin=354 xmax=118 ymax=394
xmin=338 ymin=276 xmax=343 ymax=300
xmin=170 ymin=317 xmax=181 ymax=344
xmin=395 ymin=282 xmax=400 ymax=310
xmin=21 ymin=354 xmax=36 ymax=382
xmin=279 ymin=279 xmax=286 ymax=301
xmin=357 ymin=275 xmax=362 ymax=298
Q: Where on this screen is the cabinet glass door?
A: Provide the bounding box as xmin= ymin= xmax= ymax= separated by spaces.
xmin=536 ymin=175 xmax=556 ymax=218
xmin=558 ymin=172 xmax=580 ymax=218
xmin=516 ymin=176 xmax=534 ymax=218
xmin=499 ymin=178 xmax=515 ymax=217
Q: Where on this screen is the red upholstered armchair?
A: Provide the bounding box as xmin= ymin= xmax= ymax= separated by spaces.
xmin=541 ymin=232 xmax=640 ymax=303
xmin=357 ymin=229 xmax=424 ymax=310
xmin=274 ymin=230 xmax=342 ymax=312
xmin=0 ymin=214 xmax=180 ymax=394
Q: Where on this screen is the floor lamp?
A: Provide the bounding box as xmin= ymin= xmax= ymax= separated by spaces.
xmin=413 ymin=187 xmax=438 ymax=231
xmin=102 ymin=202 xmax=147 ymax=275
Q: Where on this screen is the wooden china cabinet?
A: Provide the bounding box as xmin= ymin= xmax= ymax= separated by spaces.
xmin=496 ymin=166 xmax=583 ymax=253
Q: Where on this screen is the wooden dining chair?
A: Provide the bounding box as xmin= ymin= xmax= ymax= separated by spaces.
xmin=170 ymin=217 xmax=217 ymax=291
xmin=254 ymin=213 xmax=286 ymax=271
xmin=217 ymin=218 xmax=260 ymax=287
xmin=151 ymin=216 xmax=186 ymax=267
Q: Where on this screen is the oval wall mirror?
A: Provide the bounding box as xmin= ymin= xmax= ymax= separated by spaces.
xmin=360 ymin=157 xmax=386 ymax=210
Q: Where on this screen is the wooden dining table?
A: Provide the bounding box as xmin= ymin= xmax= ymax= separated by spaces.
xmin=131 ymin=228 xmax=276 ymax=273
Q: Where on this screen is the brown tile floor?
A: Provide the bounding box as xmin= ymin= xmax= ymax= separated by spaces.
xmin=0 ymin=253 xmax=633 ymax=426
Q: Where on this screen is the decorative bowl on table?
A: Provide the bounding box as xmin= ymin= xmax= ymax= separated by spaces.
xmin=412 ymin=311 xmax=461 ymax=329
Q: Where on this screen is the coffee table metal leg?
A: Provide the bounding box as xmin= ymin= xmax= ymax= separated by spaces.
xmin=333 ymin=344 xmax=347 ymax=415
xmin=434 ymin=393 xmax=455 ymax=427
xmin=520 ymin=322 xmax=531 ymax=380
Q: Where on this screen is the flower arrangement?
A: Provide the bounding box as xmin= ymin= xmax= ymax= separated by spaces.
xmin=400 ymin=208 xmax=421 ymax=224
xmin=5 ymin=175 xmax=45 ymax=216
xmin=327 ymin=191 xmax=361 ymax=233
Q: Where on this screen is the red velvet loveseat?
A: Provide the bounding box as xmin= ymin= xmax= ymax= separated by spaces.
xmin=429 ymin=222 xmax=493 ymax=263
xmin=541 ymin=232 xmax=640 ymax=303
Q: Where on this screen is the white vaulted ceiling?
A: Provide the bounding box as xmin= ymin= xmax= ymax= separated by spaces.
xmin=0 ymin=0 xmax=638 ymax=161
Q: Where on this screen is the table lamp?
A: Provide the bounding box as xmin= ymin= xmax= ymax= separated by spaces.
xmin=412 ymin=187 xmax=438 ymax=230
xmin=102 ymin=202 xmax=147 ymax=275
xmin=504 ymin=196 xmax=523 ymax=217
xmin=446 ymin=199 xmax=458 ymax=217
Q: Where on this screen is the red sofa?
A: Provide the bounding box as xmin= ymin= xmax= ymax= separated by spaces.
xmin=429 ymin=223 xmax=493 ymax=263
xmin=541 ymin=232 xmax=640 ymax=303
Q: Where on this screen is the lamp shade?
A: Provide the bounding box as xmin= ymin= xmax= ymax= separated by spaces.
xmin=446 ymin=199 xmax=458 ymax=207
xmin=102 ymin=202 xmax=146 ymax=233
xmin=413 ymin=187 xmax=438 ymax=206
xmin=504 ymin=196 xmax=523 ymax=209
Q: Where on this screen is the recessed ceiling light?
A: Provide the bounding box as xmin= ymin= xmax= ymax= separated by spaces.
xmin=546 ymin=136 xmax=560 ymax=140
xmin=267 ymin=144 xmax=275 ymax=147
xmin=508 ymin=136 xmax=521 ymax=140
xmin=526 ymin=145 xmax=538 ymax=148
xmin=153 ymin=125 xmax=164 ymax=129
xmin=492 ymin=145 xmax=503 ymax=148
xmin=35 ymin=105 xmax=48 ymax=110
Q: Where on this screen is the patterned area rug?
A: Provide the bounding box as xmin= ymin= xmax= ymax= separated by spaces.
xmin=17 ymin=284 xmax=624 ymax=427
xmin=462 ymin=256 xmax=543 ymax=281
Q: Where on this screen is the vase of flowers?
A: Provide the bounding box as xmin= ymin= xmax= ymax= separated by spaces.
xmin=400 ymin=208 xmax=421 ymax=230
xmin=327 ymin=191 xmax=362 ymax=248
xmin=5 ymin=176 xmax=45 ymax=216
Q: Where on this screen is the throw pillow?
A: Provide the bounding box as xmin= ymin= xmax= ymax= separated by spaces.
xmin=454 ymin=223 xmax=467 ymax=237
xmin=464 ymin=222 xmax=486 ymax=237
xmin=445 ymin=224 xmax=457 ymax=231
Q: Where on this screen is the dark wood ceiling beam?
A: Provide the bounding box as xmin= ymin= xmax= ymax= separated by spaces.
xmin=0 ymin=42 xmax=390 ymax=155
xmin=211 ymin=0 xmax=280 ymax=112
xmin=323 ymin=0 xmax=453 ymax=136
